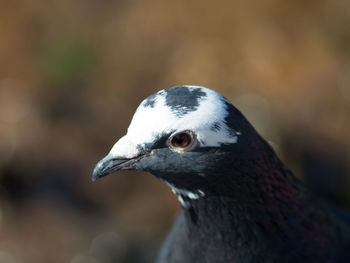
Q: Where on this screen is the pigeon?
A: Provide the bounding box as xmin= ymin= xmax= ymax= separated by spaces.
xmin=92 ymin=85 xmax=350 ymax=263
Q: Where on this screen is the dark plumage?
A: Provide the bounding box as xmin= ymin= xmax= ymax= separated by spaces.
xmin=93 ymin=86 xmax=350 ymax=263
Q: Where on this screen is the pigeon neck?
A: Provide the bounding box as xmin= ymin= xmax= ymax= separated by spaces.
xmin=183 ymin=155 xmax=316 ymax=240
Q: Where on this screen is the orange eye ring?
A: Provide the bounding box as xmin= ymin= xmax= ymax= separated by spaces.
xmin=168 ymin=130 xmax=196 ymax=152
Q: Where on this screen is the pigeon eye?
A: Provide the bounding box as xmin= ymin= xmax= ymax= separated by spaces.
xmin=169 ymin=131 xmax=195 ymax=151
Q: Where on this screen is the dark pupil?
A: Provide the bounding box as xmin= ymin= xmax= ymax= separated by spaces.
xmin=171 ymin=133 xmax=190 ymax=147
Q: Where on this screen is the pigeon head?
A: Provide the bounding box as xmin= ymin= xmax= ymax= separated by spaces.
xmin=93 ymin=86 xmax=266 ymax=199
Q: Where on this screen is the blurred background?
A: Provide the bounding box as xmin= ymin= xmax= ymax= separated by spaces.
xmin=1 ymin=0 xmax=350 ymax=262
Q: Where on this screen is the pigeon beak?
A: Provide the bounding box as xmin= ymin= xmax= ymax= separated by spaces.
xmin=92 ymin=153 xmax=142 ymax=181
xmin=92 ymin=135 xmax=143 ymax=181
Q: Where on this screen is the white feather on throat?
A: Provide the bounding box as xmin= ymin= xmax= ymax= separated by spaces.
xmin=166 ymin=182 xmax=206 ymax=208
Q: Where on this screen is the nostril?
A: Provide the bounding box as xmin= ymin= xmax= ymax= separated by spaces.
xmin=148 ymin=150 xmax=155 ymax=156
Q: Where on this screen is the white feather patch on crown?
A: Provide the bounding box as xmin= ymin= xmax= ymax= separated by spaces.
xmin=124 ymin=86 xmax=239 ymax=149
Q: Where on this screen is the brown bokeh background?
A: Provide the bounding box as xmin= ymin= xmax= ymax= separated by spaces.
xmin=1 ymin=1 xmax=350 ymax=262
